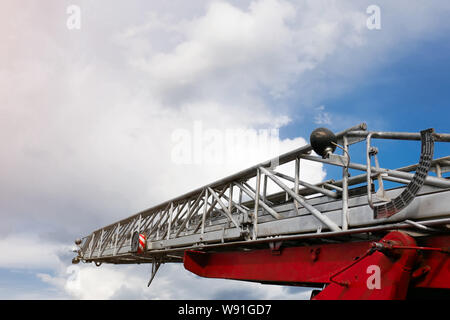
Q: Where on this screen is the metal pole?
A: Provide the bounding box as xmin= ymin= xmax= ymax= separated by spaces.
xmin=167 ymin=203 xmax=173 ymax=240
xmin=366 ymin=133 xmax=375 ymax=209
xmin=228 ymin=183 xmax=233 ymax=214
xmin=435 ymin=163 xmax=442 ymax=178
xmin=201 ymin=189 xmax=208 ymax=237
xmin=253 ymin=169 xmax=261 ymax=240
xmin=342 ymin=136 xmax=349 ymax=231
xmin=263 ymin=174 xmax=268 ymax=203
xmin=347 ymin=130 xmax=450 ymax=142
xmin=294 ymin=158 xmax=300 ymax=215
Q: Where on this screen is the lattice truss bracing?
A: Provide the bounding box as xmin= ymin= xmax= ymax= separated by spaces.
xmin=73 ymin=123 xmax=450 ymax=267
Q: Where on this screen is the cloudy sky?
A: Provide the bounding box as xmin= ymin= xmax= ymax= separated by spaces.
xmin=1 ymin=0 xmax=450 ymax=299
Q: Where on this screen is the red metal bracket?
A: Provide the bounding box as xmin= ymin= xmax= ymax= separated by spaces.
xmin=313 ymin=232 xmax=418 ymax=299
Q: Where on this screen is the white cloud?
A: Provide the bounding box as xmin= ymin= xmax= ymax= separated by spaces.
xmin=0 ymin=234 xmax=69 ymax=270
xmin=119 ymin=0 xmax=367 ymax=103
xmin=314 ymin=106 xmax=332 ymax=126
xmin=0 ymin=233 xmax=312 ymax=300
xmin=37 ymin=257 xmax=312 ymax=300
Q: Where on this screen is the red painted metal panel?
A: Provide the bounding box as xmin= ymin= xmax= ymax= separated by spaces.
xmin=183 ymin=231 xmax=450 ymax=300
xmin=184 ymin=241 xmax=372 ymax=286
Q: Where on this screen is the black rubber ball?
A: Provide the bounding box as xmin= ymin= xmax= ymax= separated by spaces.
xmin=310 ymin=127 xmax=337 ymax=158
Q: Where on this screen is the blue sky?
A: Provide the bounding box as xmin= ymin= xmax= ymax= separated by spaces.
xmin=0 ymin=0 xmax=450 ymax=299
xmin=281 ymin=27 xmax=450 ymax=183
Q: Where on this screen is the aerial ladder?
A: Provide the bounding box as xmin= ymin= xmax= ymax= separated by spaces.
xmin=72 ymin=123 xmax=450 ymax=300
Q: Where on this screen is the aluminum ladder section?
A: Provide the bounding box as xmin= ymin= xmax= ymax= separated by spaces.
xmin=73 ymin=124 xmax=450 ymax=266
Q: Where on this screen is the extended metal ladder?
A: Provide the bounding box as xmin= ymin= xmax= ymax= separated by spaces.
xmin=72 ymin=123 xmax=450 ymax=287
